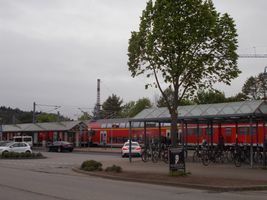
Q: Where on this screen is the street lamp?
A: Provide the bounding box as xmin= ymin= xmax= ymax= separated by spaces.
xmin=263 ymin=66 xmax=267 ymax=167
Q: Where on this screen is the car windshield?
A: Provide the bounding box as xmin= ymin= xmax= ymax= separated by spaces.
xmin=124 ymin=142 xmax=139 ymax=147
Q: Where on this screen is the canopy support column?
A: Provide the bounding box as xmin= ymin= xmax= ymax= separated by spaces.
xmin=129 ymin=121 xmax=132 ymax=163
xmin=249 ymin=116 xmax=253 ymax=168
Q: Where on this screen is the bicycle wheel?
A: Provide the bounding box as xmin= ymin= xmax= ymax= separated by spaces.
xmin=234 ymin=155 xmax=241 ymax=167
xmin=152 ymin=151 xmax=159 ymax=163
xmin=254 ymin=152 xmax=263 ymax=164
xmin=202 ymin=154 xmax=210 ymax=166
xmin=162 ymin=151 xmax=168 ymax=164
xmin=141 ymin=151 xmax=149 ymax=162
xmin=193 ymin=151 xmax=201 ymax=162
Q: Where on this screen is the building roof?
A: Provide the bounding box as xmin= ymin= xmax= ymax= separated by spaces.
xmin=130 ymin=100 xmax=267 ymax=123
xmin=1 ymin=121 xmax=87 ymax=133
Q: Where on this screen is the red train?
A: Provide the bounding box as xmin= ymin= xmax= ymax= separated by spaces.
xmin=81 ymin=118 xmax=266 ymax=147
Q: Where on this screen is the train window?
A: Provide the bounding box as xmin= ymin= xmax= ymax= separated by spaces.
xmin=163 ymin=123 xmax=171 ymax=127
xmin=225 ymin=127 xmax=232 ymax=136
xmin=146 ymin=122 xmax=156 ymax=127
xmin=117 ymin=137 xmax=124 ymax=143
xmin=187 ymin=128 xmax=195 ymax=136
xmin=205 ymin=128 xmax=215 ymax=135
xmin=195 ymin=128 xmax=202 ymax=136
xmin=119 ymin=123 xmax=126 ymax=128
xmin=101 ymin=123 xmax=107 ymax=128
xmin=123 ymin=137 xmax=128 ymax=142
xmin=238 ymin=127 xmax=249 ymax=135
xmin=89 ymin=130 xmax=95 ymax=136
xmin=251 ymin=127 xmax=258 ymax=135
xmin=140 ymin=122 xmax=144 ymax=127
xmin=132 ymin=122 xmax=140 ymax=128
xmin=106 ymin=123 xmax=112 ymax=128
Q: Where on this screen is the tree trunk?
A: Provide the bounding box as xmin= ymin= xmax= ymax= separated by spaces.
xmin=170 ymin=111 xmax=178 ymax=147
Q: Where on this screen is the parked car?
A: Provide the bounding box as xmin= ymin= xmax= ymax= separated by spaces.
xmin=48 ymin=141 xmax=74 ymax=152
xmin=0 ymin=141 xmax=13 ymax=146
xmin=121 ymin=141 xmax=142 ymax=157
xmin=13 ymin=136 xmax=33 ymax=147
xmin=0 ymin=142 xmax=32 ymax=155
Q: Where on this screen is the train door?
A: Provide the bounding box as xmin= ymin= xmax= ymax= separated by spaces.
xmin=100 ymin=131 xmax=107 ymax=145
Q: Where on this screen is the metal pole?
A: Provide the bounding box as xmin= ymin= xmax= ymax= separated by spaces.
xmin=33 ymin=102 xmax=36 ymax=123
xmin=158 ymin=122 xmax=161 ymax=149
xmin=250 ymin=116 xmax=253 ymax=168
xmin=263 ymin=119 xmax=266 ymax=167
xmin=185 ymin=122 xmax=188 ymax=158
xmin=210 ymin=120 xmax=214 ymax=149
xmin=181 ymin=120 xmax=184 ymax=148
xmin=129 ymin=121 xmax=132 ymax=163
xmin=263 ymin=66 xmax=267 ymax=167
xmin=197 ymin=121 xmax=200 ymax=147
xmin=144 ymin=122 xmax=147 ymax=151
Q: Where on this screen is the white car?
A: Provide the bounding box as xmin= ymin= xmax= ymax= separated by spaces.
xmin=121 ymin=141 xmax=142 ymax=157
xmin=0 ymin=142 xmax=32 ymax=155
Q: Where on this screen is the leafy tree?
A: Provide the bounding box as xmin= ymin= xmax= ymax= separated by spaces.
xmin=157 ymin=88 xmax=194 ymax=107
xmin=226 ymin=92 xmax=246 ymax=102
xmin=128 ymin=0 xmax=240 ymax=146
xmin=121 ymin=101 xmax=135 ymax=118
xmin=36 ymin=113 xmax=70 ymax=123
xmin=195 ymin=89 xmax=226 ymax=104
xmin=36 ymin=114 xmax=59 ymax=123
xmin=78 ymin=112 xmax=92 ymax=121
xmin=100 ymin=94 xmax=123 ymax=118
xmin=121 ymin=98 xmax=152 ymax=118
xmin=128 ymin=98 xmax=152 ymax=117
xmin=242 ymin=73 xmax=265 ymax=100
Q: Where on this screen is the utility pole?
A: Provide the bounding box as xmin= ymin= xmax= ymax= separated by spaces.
xmin=93 ymin=79 xmax=101 ymax=119
xmin=57 ymin=111 xmax=60 ymax=122
xmin=97 ymin=79 xmax=101 ymax=118
xmin=33 ymin=102 xmax=36 ymax=123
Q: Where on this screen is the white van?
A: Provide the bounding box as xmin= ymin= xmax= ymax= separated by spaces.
xmin=13 ymin=136 xmax=33 ymax=147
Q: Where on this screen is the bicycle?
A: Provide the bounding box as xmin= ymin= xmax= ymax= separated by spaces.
xmin=192 ymin=145 xmax=202 ymax=162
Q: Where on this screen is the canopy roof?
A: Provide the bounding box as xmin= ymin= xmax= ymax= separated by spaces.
xmin=130 ymin=100 xmax=267 ymax=123
xmin=2 ymin=121 xmax=87 ymax=133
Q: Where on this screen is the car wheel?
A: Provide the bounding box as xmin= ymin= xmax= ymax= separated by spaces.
xmin=25 ymin=150 xmax=31 ymax=154
xmin=2 ymin=150 xmax=8 ymax=156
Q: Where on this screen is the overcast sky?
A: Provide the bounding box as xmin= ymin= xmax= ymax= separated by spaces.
xmin=1 ymin=0 xmax=267 ymax=119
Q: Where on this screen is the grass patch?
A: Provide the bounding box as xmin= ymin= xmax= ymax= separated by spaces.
xmin=169 ymin=170 xmax=191 ymax=177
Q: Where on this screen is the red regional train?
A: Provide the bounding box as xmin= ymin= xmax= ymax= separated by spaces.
xmin=81 ymin=118 xmax=266 ymax=147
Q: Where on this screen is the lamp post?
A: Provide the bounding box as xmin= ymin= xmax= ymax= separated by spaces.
xmin=263 ymin=66 xmax=267 ymax=167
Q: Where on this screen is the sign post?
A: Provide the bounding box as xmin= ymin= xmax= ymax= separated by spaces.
xmin=169 ymin=147 xmax=186 ymax=174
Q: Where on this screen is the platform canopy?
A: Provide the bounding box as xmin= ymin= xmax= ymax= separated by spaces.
xmin=130 ymin=100 xmax=267 ymax=123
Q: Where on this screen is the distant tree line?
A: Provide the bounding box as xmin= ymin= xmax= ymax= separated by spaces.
xmin=0 ymin=106 xmax=70 ymax=124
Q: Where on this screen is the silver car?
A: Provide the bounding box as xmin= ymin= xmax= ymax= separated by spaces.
xmin=121 ymin=141 xmax=142 ymax=157
xmin=0 ymin=142 xmax=32 ymax=155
